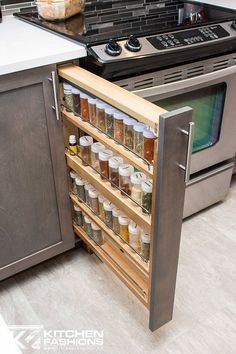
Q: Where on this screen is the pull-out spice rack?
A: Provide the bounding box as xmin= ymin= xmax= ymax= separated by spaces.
xmin=58 ymin=64 xmax=193 ymax=331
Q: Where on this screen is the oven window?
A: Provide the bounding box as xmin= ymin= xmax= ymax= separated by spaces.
xmin=156 ymin=83 xmax=226 ymax=153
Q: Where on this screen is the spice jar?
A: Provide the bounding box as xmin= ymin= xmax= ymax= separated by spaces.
xmin=134 ymin=123 xmax=146 ymax=156
xmin=103 ymin=200 xmax=113 ymax=229
xmin=88 ymin=98 xmax=97 ymax=125
xmin=91 ymin=142 xmax=105 ymax=171
xmin=105 ymin=107 xmax=114 ymax=137
xmin=79 ymin=136 xmax=93 ymax=166
xmin=91 ymin=223 xmax=104 ymax=245
xmin=128 ymin=223 xmax=141 ymax=252
xmin=114 ymin=113 xmax=124 ymax=143
xmin=84 ymin=215 xmax=92 ymax=237
xmin=75 ymin=177 xmax=86 ymax=202
xmin=69 ymin=135 xmax=78 ymax=156
xmin=109 ymin=156 xmax=123 ymax=188
xmin=85 ymin=183 xmax=93 ymax=205
xmin=96 ymin=103 xmax=106 ymax=131
xmin=131 ymin=172 xmax=147 ymax=205
xmin=70 ymin=170 xmax=78 ymax=194
xmin=63 ymin=82 xmax=73 ymax=112
xmin=80 ymin=93 xmax=89 ymax=120
xmin=88 ymin=189 xmax=99 ymax=215
xmin=143 ymin=128 xmax=156 ymax=164
xmin=112 ymin=207 xmax=121 ymax=235
xmin=98 ymin=194 xmax=105 ymax=221
xmin=73 ymin=204 xmax=83 ymax=227
xmin=119 ymin=164 xmax=134 ymax=196
xmin=141 ymin=231 xmax=150 ymax=260
xmin=123 ymin=117 xmax=136 ymax=150
xmin=99 ymin=150 xmax=113 ymax=180
xmin=72 ymin=87 xmax=80 ymax=116
xmin=141 ymin=179 xmax=153 ymax=214
xmin=118 ymin=215 xmax=130 ymax=242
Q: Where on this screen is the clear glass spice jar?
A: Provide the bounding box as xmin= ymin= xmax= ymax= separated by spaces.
xmin=73 ymin=204 xmax=83 ymax=227
xmin=98 ymin=194 xmax=105 ymax=221
xmin=79 ymin=136 xmax=93 ymax=166
xmin=91 ymin=142 xmax=105 ymax=171
xmin=85 ymin=183 xmax=93 ymax=206
xmin=112 ymin=207 xmax=121 ymax=235
xmin=69 ymin=135 xmax=78 ymax=156
xmin=143 ymin=128 xmax=156 ymax=164
xmin=63 ymin=82 xmax=73 ymax=112
xmin=114 ymin=113 xmax=124 ymax=143
xmin=88 ymin=189 xmax=99 ymax=215
xmin=88 ymin=98 xmax=97 ymax=126
xmin=109 ymin=156 xmax=123 ymax=188
xmin=118 ymin=215 xmax=130 ymax=242
xmin=141 ymin=179 xmax=153 ymax=214
xmin=91 ymin=223 xmax=104 ymax=245
xmin=123 ymin=117 xmax=136 ymax=150
xmin=134 ymin=123 xmax=146 ymax=156
xmin=141 ymin=230 xmax=150 ymax=260
xmin=99 ymin=150 xmax=113 ymax=180
xmin=105 ymin=107 xmax=114 ymax=137
xmin=80 ymin=93 xmax=89 ymax=121
xmin=70 ymin=170 xmax=78 ymax=194
xmin=131 ymin=172 xmax=147 ymax=205
xmin=119 ymin=164 xmax=135 ymax=196
xmin=72 ymin=87 xmax=80 ymax=116
xmin=128 ymin=222 xmax=141 ymax=252
xmin=84 ymin=215 xmax=92 ymax=238
xmin=75 ymin=177 xmax=86 ymax=202
xmin=103 ymin=200 xmax=113 ymax=229
xmin=96 ymin=103 xmax=106 ymax=131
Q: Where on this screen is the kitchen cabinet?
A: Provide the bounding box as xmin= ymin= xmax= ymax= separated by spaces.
xmin=0 ymin=65 xmax=74 ymax=281
xmin=59 ymin=65 xmax=193 ymax=331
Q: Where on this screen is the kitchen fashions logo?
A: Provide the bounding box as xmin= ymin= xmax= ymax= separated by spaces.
xmin=8 ymin=325 xmax=104 ymax=352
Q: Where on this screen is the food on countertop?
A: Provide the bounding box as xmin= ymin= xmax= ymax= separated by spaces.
xmin=36 ymin=0 xmax=85 ymax=21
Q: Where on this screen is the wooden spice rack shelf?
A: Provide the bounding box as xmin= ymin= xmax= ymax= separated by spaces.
xmin=66 ymin=151 xmax=152 ymax=232
xmin=70 ymin=193 xmax=149 ymax=275
xmin=62 ymin=110 xmax=153 ymax=178
xmin=74 ymin=224 xmax=149 ymax=306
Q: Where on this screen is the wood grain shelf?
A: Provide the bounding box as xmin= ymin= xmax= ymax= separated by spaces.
xmin=70 ymin=193 xmax=149 ymax=275
xmin=62 ymin=110 xmax=153 ymax=178
xmin=66 ymin=152 xmax=151 ymax=232
xmin=74 ymin=224 xmax=149 ymax=306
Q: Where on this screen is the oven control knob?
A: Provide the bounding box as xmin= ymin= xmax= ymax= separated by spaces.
xmin=105 ymin=39 xmax=122 ymax=56
xmin=231 ymin=20 xmax=236 ymax=30
xmin=125 ymin=35 xmax=142 ymax=52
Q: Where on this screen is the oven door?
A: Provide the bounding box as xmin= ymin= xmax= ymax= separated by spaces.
xmin=134 ymin=66 xmax=236 ymax=174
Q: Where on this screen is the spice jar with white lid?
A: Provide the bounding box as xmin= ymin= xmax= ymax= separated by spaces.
xmin=112 ymin=207 xmax=121 ymax=235
xmin=98 ymin=194 xmax=105 ymax=221
xmin=119 ymin=164 xmax=134 ymax=196
xmin=85 ymin=183 xmax=93 ymax=205
xmin=128 ymin=222 xmax=141 ymax=252
xmin=75 ymin=177 xmax=86 ymax=202
xmin=96 ymin=102 xmax=106 ymax=131
xmin=91 ymin=142 xmax=105 ymax=171
xmin=79 ymin=136 xmax=93 ymax=166
xmin=103 ymin=200 xmax=113 ymax=229
xmin=131 ymin=172 xmax=147 ymax=204
xmin=73 ymin=204 xmax=83 ymax=227
xmin=84 ymin=215 xmax=92 ymax=237
xmin=141 ymin=230 xmax=150 ymax=260
xmin=141 ymin=179 xmax=153 ymax=214
xmin=114 ymin=112 xmax=124 ymax=143
xmin=69 ymin=135 xmax=78 ymax=156
xmin=143 ymin=128 xmax=156 ymax=163
xmin=91 ymin=223 xmax=104 ymax=245
xmin=70 ymin=170 xmax=78 ymax=194
xmin=109 ymin=156 xmax=123 ymax=188
xmin=118 ymin=215 xmax=130 ymax=242
xmin=88 ymin=98 xmax=97 ymax=125
xmin=72 ymin=87 xmax=80 ymax=116
xmin=99 ymin=150 xmax=113 ymax=180
xmin=80 ymin=93 xmax=89 ymax=121
xmin=63 ymin=82 xmax=73 ymax=112
xmin=105 ymin=107 xmax=115 ymax=137
xmin=134 ymin=123 xmax=146 ymax=156
xmin=124 ymin=117 xmax=136 ymax=150
xmin=88 ymin=189 xmax=99 ymax=215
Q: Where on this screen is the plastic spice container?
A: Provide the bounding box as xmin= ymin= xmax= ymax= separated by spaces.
xmin=124 ymin=117 xmax=136 ymax=150
xmin=88 ymin=189 xmax=99 ymax=215
xmin=109 ymin=156 xmax=123 ymax=188
xmin=118 ymin=215 xmax=130 ymax=242
xmin=63 ymin=82 xmax=73 ymax=112
xmin=98 ymin=194 xmax=105 ymax=221
xmin=72 ymin=87 xmax=80 ymax=116
xmin=91 ymin=223 xmax=104 ymax=245
xmin=73 ymin=204 xmax=83 ymax=227
xmin=85 ymin=183 xmax=93 ymax=205
xmin=84 ymin=215 xmax=92 ymax=238
xmin=112 ymin=207 xmax=121 ymax=234
xmin=70 ymin=170 xmax=78 ymax=194
xmin=91 ymin=142 xmax=105 ymax=171
xmin=79 ymin=136 xmax=93 ymax=166
xmin=88 ymin=98 xmax=97 ymax=125
xmin=69 ymin=135 xmax=78 ymax=156
xmin=75 ymin=177 xmax=86 ymax=202
xmin=105 ymin=107 xmax=114 ymax=137
xmin=143 ymin=128 xmax=156 ymax=163
xmin=141 ymin=231 xmax=150 ymax=260
xmin=114 ymin=113 xmax=124 ymax=143
xmin=99 ymin=150 xmax=113 ymax=180
xmin=134 ymin=123 xmax=146 ymax=156
xmin=80 ymin=93 xmax=89 ymax=120
xmin=119 ymin=164 xmax=134 ymax=196
xmin=141 ymin=179 xmax=153 ymax=214
xmin=103 ymin=200 xmax=113 ymax=229
xmin=128 ymin=223 xmax=141 ymax=252
xmin=131 ymin=172 xmax=147 ymax=204
xmin=96 ymin=103 xmax=106 ymax=131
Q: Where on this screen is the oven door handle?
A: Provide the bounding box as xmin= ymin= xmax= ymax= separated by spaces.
xmin=178 ymin=122 xmax=195 ymax=184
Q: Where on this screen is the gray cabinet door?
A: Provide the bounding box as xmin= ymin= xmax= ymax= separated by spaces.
xmin=0 ymin=65 xmax=74 ymax=280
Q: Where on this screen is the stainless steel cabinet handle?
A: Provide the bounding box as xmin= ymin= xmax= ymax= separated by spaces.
xmin=178 ymin=122 xmax=195 ymax=184
xmin=48 ymin=71 xmax=60 ymax=121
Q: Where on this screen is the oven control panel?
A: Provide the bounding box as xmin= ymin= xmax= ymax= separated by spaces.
xmin=147 ymin=25 xmax=230 ymax=50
